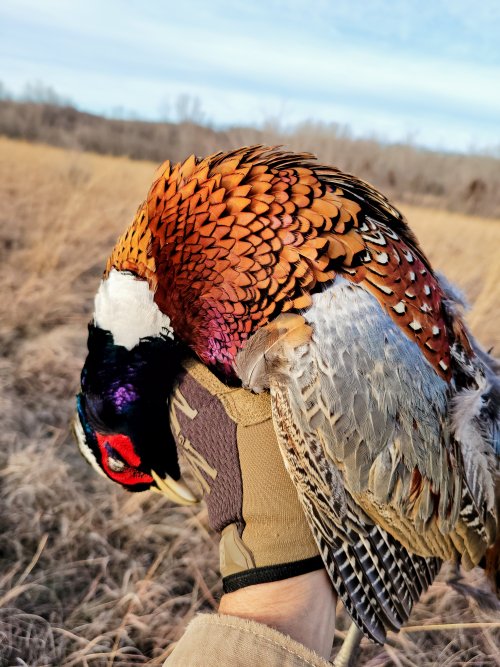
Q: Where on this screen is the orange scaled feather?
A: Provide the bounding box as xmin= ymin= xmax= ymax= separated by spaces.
xmin=106 ymin=146 xmax=470 ymax=378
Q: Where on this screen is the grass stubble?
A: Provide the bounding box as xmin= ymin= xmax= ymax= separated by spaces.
xmin=0 ymin=137 xmax=498 ymax=666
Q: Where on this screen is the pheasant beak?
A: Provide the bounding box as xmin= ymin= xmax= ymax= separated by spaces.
xmin=150 ymin=469 xmax=200 ymax=505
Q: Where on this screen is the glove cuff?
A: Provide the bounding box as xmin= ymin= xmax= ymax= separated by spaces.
xmin=222 ymin=555 xmax=325 ymax=593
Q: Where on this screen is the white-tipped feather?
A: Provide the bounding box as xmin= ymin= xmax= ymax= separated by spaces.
xmin=72 ymin=416 xmax=107 ymax=479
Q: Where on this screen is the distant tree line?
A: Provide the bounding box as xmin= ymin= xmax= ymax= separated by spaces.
xmin=0 ymin=81 xmax=499 ymax=218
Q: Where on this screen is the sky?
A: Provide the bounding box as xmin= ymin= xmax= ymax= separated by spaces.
xmin=1 ymin=0 xmax=499 ymax=153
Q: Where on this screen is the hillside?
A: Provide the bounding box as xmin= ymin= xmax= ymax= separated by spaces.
xmin=0 ymin=137 xmax=498 ymax=665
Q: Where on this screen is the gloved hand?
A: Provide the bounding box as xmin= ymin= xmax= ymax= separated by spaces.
xmin=168 ymin=358 xmax=322 ymax=593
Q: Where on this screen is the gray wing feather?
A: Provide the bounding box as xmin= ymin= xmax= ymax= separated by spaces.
xmin=236 ymin=276 xmax=498 ymax=639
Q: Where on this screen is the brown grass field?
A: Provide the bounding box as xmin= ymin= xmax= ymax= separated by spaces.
xmin=0 ymin=136 xmax=499 ymax=666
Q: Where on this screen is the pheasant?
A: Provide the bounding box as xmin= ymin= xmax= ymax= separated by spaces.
xmin=74 ymin=146 xmax=500 ymax=646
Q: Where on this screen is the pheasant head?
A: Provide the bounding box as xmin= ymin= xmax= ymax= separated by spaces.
xmin=74 ymin=269 xmax=199 ymax=503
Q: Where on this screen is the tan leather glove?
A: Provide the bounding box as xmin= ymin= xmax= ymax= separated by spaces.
xmin=169 ymin=358 xmax=322 ymax=593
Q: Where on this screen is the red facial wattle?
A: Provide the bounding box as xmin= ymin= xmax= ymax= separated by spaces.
xmin=95 ymin=432 xmax=154 ymax=486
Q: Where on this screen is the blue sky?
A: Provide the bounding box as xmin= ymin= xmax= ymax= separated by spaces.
xmin=1 ymin=0 xmax=499 ymax=153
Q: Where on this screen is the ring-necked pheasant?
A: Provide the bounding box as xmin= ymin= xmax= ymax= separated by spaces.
xmin=74 ymin=146 xmax=499 ymax=644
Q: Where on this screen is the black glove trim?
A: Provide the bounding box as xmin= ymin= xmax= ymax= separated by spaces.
xmin=222 ymin=555 xmax=324 ymax=593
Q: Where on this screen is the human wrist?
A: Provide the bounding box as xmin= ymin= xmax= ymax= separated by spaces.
xmin=218 ymin=569 xmax=336 ymax=659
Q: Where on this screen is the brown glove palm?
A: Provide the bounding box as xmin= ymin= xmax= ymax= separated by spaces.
xmin=169 ymin=358 xmax=322 ymax=593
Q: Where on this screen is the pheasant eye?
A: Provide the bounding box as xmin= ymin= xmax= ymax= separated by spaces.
xmin=95 ymin=432 xmax=141 ymax=468
xmin=107 ymin=455 xmax=127 ymax=473
xmin=94 ymin=431 xmax=153 ymax=487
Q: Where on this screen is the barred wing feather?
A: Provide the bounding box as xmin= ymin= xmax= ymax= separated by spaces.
xmin=236 ymin=278 xmax=497 ymax=640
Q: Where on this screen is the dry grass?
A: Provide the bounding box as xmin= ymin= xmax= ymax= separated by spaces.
xmin=0 ymin=136 xmax=498 ymax=666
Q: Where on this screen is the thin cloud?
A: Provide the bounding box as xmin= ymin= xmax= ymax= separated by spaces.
xmin=1 ymin=0 xmax=499 ymax=152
